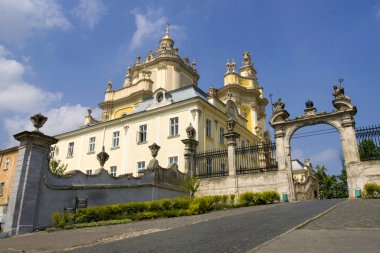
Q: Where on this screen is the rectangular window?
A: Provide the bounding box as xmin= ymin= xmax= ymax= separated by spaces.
xmin=206 ymin=159 xmax=212 ymax=175
xmin=169 ymin=117 xmax=179 ymax=136
xmin=137 ymin=161 xmax=145 ymax=171
xmin=110 ymin=166 xmax=117 ymax=177
xmin=0 ymin=182 xmax=4 ymax=196
xmin=206 ymin=119 xmax=212 ymax=137
xmin=88 ymin=137 xmax=96 ymax=152
xmin=220 ymin=127 xmax=225 ymax=144
xmin=86 ymin=170 xmax=92 ymax=175
xmin=168 ymin=156 xmax=178 ymax=165
xmin=112 ymin=131 xmax=120 ymax=148
xmin=242 ymin=140 xmax=246 ymax=147
xmin=137 ymin=124 xmax=147 ymax=143
xmin=67 ymin=142 xmax=74 ymax=157
xmin=4 ymin=158 xmax=10 ymax=170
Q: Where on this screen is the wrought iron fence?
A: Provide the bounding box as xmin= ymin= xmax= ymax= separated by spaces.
xmin=355 ymin=125 xmax=380 ymax=161
xmin=194 ymin=148 xmax=228 ymax=178
xmin=236 ymin=142 xmax=278 ymax=175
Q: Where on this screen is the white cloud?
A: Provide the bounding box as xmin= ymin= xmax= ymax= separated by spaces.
xmin=291 ymin=148 xmax=340 ymax=165
xmin=0 ymin=45 xmax=62 ymax=113
xmin=376 ymin=6 xmax=380 ymax=20
xmin=4 ymin=106 xmax=102 ymax=147
xmin=129 ymin=8 xmax=167 ymax=51
xmin=0 ymin=0 xmax=71 ymax=42
xmin=310 ymin=148 xmax=340 ymax=164
xmin=0 ymin=45 xmax=101 ymax=148
xmin=71 ymin=0 xmax=107 ymax=29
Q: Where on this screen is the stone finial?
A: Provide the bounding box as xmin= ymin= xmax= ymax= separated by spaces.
xmin=186 ymin=123 xmax=196 ymax=139
xmin=227 ymin=117 xmax=236 ymax=132
xmin=226 ymin=59 xmax=231 ymax=73
xmin=243 ymin=51 xmax=252 ymax=66
xmin=136 ymin=52 xmax=141 ymax=63
xmin=305 ymin=99 xmax=314 ymax=108
xmin=87 ymin=108 xmax=92 ymax=116
xmin=191 ymin=60 xmax=197 ymax=70
xmin=273 ymin=98 xmax=285 ymax=111
xmin=30 ymin=113 xmax=48 ymax=132
xmin=166 ymin=21 xmax=170 ymax=36
xmin=332 ymin=85 xmax=346 ymax=99
xmin=149 ymin=143 xmax=161 ymax=158
xmin=97 ymin=146 xmax=109 ymax=168
xmin=183 ymin=54 xmax=190 ymax=64
xmin=231 ymin=59 xmax=236 ymax=72
xmin=107 ymin=79 xmax=112 ymax=91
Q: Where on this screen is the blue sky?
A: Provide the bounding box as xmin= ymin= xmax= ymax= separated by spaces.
xmin=0 ymin=0 xmax=379 ymax=175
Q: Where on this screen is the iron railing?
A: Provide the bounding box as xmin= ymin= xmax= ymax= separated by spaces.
xmin=236 ymin=142 xmax=278 ymax=175
xmin=355 ymin=125 xmax=380 ymax=161
xmin=194 ymin=148 xmax=228 ymax=178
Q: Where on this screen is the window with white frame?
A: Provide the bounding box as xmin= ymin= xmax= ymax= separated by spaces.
xmin=88 ymin=137 xmax=96 ymax=152
xmin=169 ymin=117 xmax=179 ymax=136
xmin=0 ymin=182 xmax=4 ymax=196
xmin=137 ymin=161 xmax=145 ymax=171
xmin=168 ymin=156 xmax=178 ymax=165
xmin=112 ymin=131 xmax=120 ymax=148
xmin=206 ymin=159 xmax=212 ymax=175
xmin=206 ymin=119 xmax=212 ymax=137
xmin=110 ymin=166 xmax=117 ymax=177
xmin=4 ymin=158 xmax=10 ymax=170
xmin=220 ymin=127 xmax=225 ymax=144
xmin=67 ymin=142 xmax=74 ymax=157
xmin=137 ymin=124 xmax=147 ymax=143
xmin=86 ymin=170 xmax=92 ymax=175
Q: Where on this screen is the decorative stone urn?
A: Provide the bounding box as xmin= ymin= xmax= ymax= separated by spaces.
xmin=149 ymin=143 xmax=161 ymax=158
xmin=30 ymin=113 xmax=48 ymax=132
xmin=97 ymin=146 xmax=109 ymax=168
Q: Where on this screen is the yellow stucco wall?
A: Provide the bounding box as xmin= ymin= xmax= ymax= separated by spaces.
xmin=0 ymin=147 xmax=18 ymax=206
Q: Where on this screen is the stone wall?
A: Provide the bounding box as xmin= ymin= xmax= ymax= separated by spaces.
xmin=2 ymin=131 xmax=187 ymax=236
xmin=196 ymin=170 xmax=290 ymax=197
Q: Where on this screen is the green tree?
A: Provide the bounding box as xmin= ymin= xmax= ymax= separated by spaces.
xmin=358 ymin=139 xmax=380 ymax=161
xmin=314 ymin=165 xmax=348 ymax=199
xmin=49 ymin=159 xmax=68 ymax=176
xmin=182 ymin=177 xmax=200 ymax=197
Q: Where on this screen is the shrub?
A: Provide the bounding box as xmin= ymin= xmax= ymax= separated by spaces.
xmin=364 ymin=183 xmax=380 ymax=198
xmin=238 ymin=192 xmax=266 ymax=206
xmin=229 ymin=194 xmax=236 ymax=205
xmin=51 ymin=211 xmax=74 ymax=228
xmin=173 ymin=197 xmax=193 ymax=210
xmin=160 ymin=198 xmax=173 ymax=210
xmin=149 ymin=200 xmax=162 ymax=211
xmin=261 ymin=191 xmax=281 ymax=204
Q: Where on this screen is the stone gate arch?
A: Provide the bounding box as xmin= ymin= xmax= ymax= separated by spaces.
xmin=269 ymin=86 xmax=363 ymax=200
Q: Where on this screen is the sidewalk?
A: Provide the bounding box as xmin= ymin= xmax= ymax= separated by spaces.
xmin=251 ymin=199 xmax=380 ymax=253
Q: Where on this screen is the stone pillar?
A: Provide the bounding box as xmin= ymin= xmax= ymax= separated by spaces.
xmin=3 ymin=131 xmax=57 ymax=236
xmin=182 ymin=124 xmax=198 ymax=177
xmin=224 ymin=132 xmax=240 ymax=176
xmin=181 ymin=139 xmax=198 ymax=176
xmin=224 ymin=118 xmax=240 ymax=176
xmin=340 ymin=119 xmax=363 ymax=198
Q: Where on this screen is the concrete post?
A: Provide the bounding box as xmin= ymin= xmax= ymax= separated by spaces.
xmin=3 ymin=131 xmax=57 ymax=236
xmin=224 ymin=132 xmax=240 ymax=176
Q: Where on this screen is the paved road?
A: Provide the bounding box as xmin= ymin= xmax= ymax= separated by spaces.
xmin=66 ymin=199 xmax=343 ymax=253
xmin=253 ymin=199 xmax=380 ymax=253
xmin=0 ymin=199 xmax=344 ymax=253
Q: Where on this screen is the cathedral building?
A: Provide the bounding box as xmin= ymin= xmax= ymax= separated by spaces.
xmin=53 ymin=24 xmax=268 ymax=176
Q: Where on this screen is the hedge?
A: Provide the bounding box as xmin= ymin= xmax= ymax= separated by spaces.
xmin=363 ymin=183 xmax=380 ymax=198
xmin=53 ymin=191 xmax=280 ymax=228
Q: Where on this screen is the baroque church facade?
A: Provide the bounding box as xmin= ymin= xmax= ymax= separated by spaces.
xmin=52 ymin=24 xmax=268 ymax=176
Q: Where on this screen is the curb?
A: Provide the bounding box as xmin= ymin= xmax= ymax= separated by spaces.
xmin=247 ymin=199 xmax=348 ymax=253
